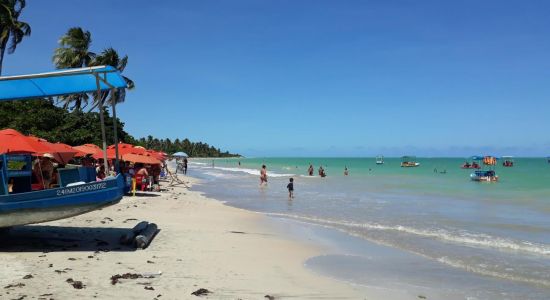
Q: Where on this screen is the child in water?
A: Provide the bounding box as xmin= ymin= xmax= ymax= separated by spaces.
xmin=287 ymin=178 xmax=294 ymax=198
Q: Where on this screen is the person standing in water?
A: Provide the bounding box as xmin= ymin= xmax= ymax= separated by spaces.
xmin=183 ymin=157 xmax=188 ymax=175
xmin=318 ymin=166 xmax=326 ymax=177
xmin=344 ymin=166 xmax=349 ymax=176
xmin=260 ymin=165 xmax=268 ymax=186
xmin=287 ymin=178 xmax=294 ymax=198
xmin=308 ymin=163 xmax=314 ymax=176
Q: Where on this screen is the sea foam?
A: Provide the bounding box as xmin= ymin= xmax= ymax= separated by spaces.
xmin=262 ymin=212 xmax=550 ymax=256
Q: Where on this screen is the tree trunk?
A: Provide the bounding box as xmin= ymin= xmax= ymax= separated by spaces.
xmin=0 ymin=39 xmax=8 ymax=76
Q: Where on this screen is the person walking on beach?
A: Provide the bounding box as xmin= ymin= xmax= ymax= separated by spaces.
xmin=183 ymin=157 xmax=188 ymax=175
xmin=260 ymin=165 xmax=268 ymax=186
xmin=308 ymin=163 xmax=314 ymax=176
xmin=287 ymin=178 xmax=294 ymax=198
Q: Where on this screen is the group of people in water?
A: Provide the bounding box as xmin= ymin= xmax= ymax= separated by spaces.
xmin=257 ymin=162 xmax=350 ymax=199
xmin=307 ymin=163 xmax=330 ymax=177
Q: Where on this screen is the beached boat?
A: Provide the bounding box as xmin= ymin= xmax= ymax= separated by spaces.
xmin=401 ymin=156 xmax=420 ymax=167
xmin=376 ymin=155 xmax=384 ymax=165
xmin=0 ymin=66 xmax=129 ymax=227
xmin=470 ymin=156 xmax=498 ymax=182
xmin=502 ymin=156 xmax=514 ymax=167
xmin=0 ymin=153 xmax=125 ymax=227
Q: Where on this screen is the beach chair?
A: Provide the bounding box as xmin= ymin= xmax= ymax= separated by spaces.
xmin=166 ymin=166 xmax=187 ymax=188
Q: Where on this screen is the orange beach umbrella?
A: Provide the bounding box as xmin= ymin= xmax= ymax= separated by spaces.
xmin=121 ymin=153 xmax=161 ymax=165
xmin=26 ymin=136 xmax=81 ymax=164
xmin=0 ymin=129 xmax=52 ymax=155
xmin=146 ymin=150 xmax=167 ymax=161
xmin=93 ymin=143 xmax=148 ymax=160
xmin=73 ymin=144 xmax=103 ymax=156
xmin=48 ymin=142 xmax=83 ymax=164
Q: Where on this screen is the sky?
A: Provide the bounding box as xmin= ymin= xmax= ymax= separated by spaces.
xmin=3 ymin=0 xmax=550 ymax=156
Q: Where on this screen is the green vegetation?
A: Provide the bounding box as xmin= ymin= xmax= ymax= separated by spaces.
xmin=0 ymin=2 xmax=238 ymax=158
xmin=0 ymin=99 xmax=133 ymax=146
xmin=0 ymin=100 xmax=240 ymax=157
xmin=135 ymin=137 xmax=238 ymax=158
xmin=0 ymin=0 xmax=31 ymax=75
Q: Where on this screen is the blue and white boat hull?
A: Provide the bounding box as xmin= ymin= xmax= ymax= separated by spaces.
xmin=0 ymin=175 xmax=125 ymax=228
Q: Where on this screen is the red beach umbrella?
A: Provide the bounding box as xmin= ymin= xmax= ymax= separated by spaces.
xmin=146 ymin=150 xmax=166 ymax=161
xmin=93 ymin=143 xmax=148 ymax=160
xmin=73 ymin=144 xmax=103 ymax=156
xmin=0 ymin=129 xmax=52 ymax=155
xmin=121 ymin=153 xmax=161 ymax=165
xmin=26 ymin=136 xmax=80 ymax=164
xmin=48 ymin=143 xmax=82 ymax=164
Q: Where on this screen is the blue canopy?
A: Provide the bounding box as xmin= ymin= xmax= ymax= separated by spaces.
xmin=173 ymin=152 xmax=188 ymax=157
xmin=0 ymin=66 xmax=127 ymax=101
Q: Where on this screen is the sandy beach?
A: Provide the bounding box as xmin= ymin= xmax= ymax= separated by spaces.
xmin=0 ymin=176 xmax=375 ymax=300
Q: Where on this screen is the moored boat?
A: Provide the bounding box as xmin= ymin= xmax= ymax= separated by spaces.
xmin=470 ymin=170 xmax=499 ymax=182
xmin=376 ymin=155 xmax=384 ymax=165
xmin=461 ymin=156 xmax=481 ymax=169
xmin=470 ymin=156 xmax=498 ymax=182
xmin=502 ymin=156 xmax=514 ymax=167
xmin=401 ymin=156 xmax=420 ymax=167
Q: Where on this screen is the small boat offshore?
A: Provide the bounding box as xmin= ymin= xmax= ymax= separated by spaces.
xmin=470 ymin=156 xmax=498 ymax=182
xmin=401 ymin=156 xmax=420 ymax=167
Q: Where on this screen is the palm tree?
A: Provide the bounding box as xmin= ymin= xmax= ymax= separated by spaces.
xmin=89 ymin=47 xmax=134 ymax=169
xmin=52 ymin=27 xmax=95 ymax=111
xmin=88 ymin=47 xmax=135 ymax=111
xmin=0 ymin=0 xmax=31 ymax=75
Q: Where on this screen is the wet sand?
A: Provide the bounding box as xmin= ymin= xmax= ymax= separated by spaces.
xmin=0 ymin=177 xmax=374 ymax=300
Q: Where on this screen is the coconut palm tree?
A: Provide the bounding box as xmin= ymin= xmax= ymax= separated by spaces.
xmin=0 ymin=0 xmax=31 ymax=76
xmin=88 ymin=47 xmax=135 ymax=111
xmin=88 ymin=47 xmax=135 ymax=168
xmin=52 ymin=27 xmax=95 ymax=111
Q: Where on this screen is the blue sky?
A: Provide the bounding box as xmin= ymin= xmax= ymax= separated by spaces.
xmin=4 ymin=0 xmax=550 ymax=156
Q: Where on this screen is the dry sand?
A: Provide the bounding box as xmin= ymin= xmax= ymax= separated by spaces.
xmin=0 ymin=177 xmax=376 ymax=300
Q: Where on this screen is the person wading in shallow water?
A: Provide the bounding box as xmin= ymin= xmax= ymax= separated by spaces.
xmin=183 ymin=157 xmax=188 ymax=175
xmin=308 ymin=163 xmax=314 ymax=176
xmin=260 ymin=165 xmax=268 ymax=186
xmin=287 ymin=177 xmax=294 ymax=198
xmin=318 ymin=166 xmax=326 ymax=178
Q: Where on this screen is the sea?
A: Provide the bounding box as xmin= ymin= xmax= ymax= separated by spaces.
xmin=180 ymin=157 xmax=550 ymax=299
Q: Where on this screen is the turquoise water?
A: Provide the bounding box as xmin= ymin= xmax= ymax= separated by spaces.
xmin=185 ymin=157 xmax=550 ymax=299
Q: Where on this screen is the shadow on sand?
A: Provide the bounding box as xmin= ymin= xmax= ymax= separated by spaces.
xmin=0 ymin=225 xmax=138 ymax=253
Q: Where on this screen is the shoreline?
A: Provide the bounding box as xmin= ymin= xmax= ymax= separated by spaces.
xmin=0 ymin=175 xmax=376 ymax=299
xmin=186 ymin=159 xmax=550 ymax=300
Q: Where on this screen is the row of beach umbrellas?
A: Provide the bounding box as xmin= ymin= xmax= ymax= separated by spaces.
xmin=0 ymin=129 xmax=171 ymax=165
